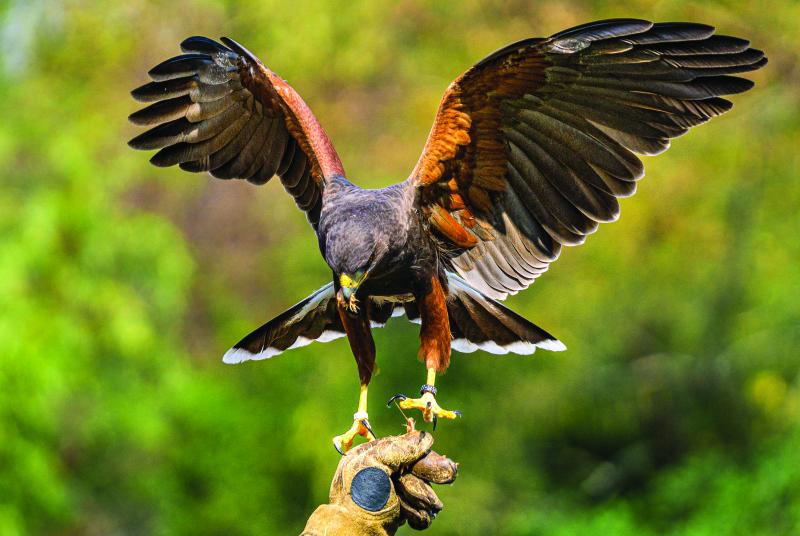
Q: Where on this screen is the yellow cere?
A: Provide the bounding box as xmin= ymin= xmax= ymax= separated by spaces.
xmin=340 ymin=272 xmax=366 ymax=289
xmin=339 ymin=273 xmax=357 ymax=288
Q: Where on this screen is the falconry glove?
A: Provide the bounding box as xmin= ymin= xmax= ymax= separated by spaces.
xmin=301 ymin=431 xmax=457 ymax=535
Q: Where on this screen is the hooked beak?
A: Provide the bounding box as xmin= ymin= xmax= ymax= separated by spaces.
xmin=339 ymin=271 xmax=368 ymax=312
xmin=341 ymin=285 xmax=356 ymax=301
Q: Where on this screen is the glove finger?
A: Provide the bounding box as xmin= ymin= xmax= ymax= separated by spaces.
xmin=411 ymin=450 xmax=458 ymax=484
xmin=396 ymin=473 xmax=443 ymax=513
xmin=398 ymin=494 xmax=433 ymax=530
xmin=367 ymin=431 xmax=434 ymax=472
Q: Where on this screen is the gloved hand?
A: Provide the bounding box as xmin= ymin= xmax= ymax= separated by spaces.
xmin=301 ymin=431 xmax=458 ymax=535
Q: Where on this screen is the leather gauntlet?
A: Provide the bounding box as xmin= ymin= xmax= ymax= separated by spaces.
xmin=301 ymin=431 xmax=457 ymax=535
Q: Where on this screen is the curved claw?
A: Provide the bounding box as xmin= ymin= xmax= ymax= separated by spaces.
xmin=387 ymin=393 xmax=408 ymax=407
xmin=433 ymin=409 xmax=462 ymax=430
xmin=396 ymin=391 xmax=460 ymax=426
xmin=333 ymin=439 xmax=345 ymax=456
xmin=360 ymin=419 xmax=376 ymax=439
xmin=333 ymin=417 xmax=375 ymax=455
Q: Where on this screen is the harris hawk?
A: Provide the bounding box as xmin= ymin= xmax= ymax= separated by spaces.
xmin=128 ymin=19 xmax=766 ymax=453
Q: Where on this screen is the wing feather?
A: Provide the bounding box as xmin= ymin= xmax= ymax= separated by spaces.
xmin=129 ymin=36 xmax=344 ymax=228
xmin=407 ymin=19 xmax=765 ymax=299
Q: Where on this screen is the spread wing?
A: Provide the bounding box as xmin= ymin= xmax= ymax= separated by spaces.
xmin=408 ymin=19 xmax=766 ymax=299
xmin=128 ymin=36 xmax=344 ymax=228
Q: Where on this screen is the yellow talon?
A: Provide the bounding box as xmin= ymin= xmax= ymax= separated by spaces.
xmin=397 ymin=392 xmax=460 ymax=423
xmin=332 ymin=413 xmax=376 ymax=454
xmin=387 ymin=368 xmax=461 ymax=429
xmin=333 ymin=384 xmax=375 ymax=454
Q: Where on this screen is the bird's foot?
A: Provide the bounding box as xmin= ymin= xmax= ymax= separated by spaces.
xmin=387 ymin=385 xmax=461 ymax=430
xmin=333 ymin=412 xmax=376 ymax=455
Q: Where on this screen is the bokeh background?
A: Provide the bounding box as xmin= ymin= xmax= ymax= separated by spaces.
xmin=1 ymin=0 xmax=797 ymax=534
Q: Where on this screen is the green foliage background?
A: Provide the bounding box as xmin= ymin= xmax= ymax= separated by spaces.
xmin=0 ymin=0 xmax=797 ymax=534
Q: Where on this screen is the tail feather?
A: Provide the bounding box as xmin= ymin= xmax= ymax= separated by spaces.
xmin=223 ymin=283 xmax=345 ymax=363
xmin=223 ymin=283 xmax=408 ymax=363
xmin=223 ymin=274 xmax=564 ymax=364
xmin=445 ymin=273 xmax=565 ymax=355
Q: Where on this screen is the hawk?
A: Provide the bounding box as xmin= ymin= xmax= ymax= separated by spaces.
xmin=128 ymin=19 xmax=766 ymax=452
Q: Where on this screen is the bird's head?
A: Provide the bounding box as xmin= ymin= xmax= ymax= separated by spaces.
xmin=338 ymin=269 xmax=368 ymax=313
xmin=324 ymin=201 xmax=396 ymax=313
xmin=329 ymin=236 xmax=380 ymax=314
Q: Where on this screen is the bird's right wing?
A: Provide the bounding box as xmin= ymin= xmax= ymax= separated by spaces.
xmin=407 ymin=19 xmax=766 ymax=299
xmin=129 ymin=36 xmax=344 ymax=228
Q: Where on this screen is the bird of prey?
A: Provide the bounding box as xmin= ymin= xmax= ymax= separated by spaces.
xmin=129 ymin=19 xmax=766 ymax=453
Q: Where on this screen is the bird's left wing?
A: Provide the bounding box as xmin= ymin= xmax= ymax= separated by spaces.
xmin=129 ymin=36 xmax=344 ymax=228
xmin=407 ymin=19 xmax=766 ymax=299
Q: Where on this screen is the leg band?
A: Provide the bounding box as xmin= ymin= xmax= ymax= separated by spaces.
xmin=420 ymin=384 xmax=437 ymax=396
